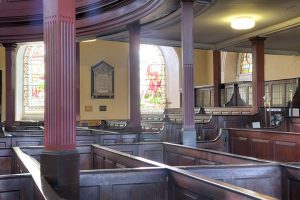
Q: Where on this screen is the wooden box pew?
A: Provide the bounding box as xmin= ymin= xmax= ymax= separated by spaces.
xmin=104 ymin=142 xmax=269 ymax=167
xmin=178 ymin=164 xmax=282 ymax=199
xmin=141 ymin=113 xmax=165 ymax=121
xmin=168 ymin=167 xmax=277 ymax=200
xmin=12 ymin=147 xmax=65 ymax=200
xmin=227 ymin=128 xmax=300 ymax=162
xmin=19 ymin=145 xmax=93 ymax=170
xmin=139 ymin=122 xmax=166 ymax=142
xmin=103 ymin=142 xmax=164 ymax=163
xmin=163 ymin=142 xmax=269 ymax=166
xmin=0 ymin=148 xmax=15 ymax=175
xmin=0 ymin=135 xmax=12 ymax=148
xmin=281 ymin=164 xmax=300 ymax=200
xmin=196 ymin=128 xmax=229 ymax=152
xmin=80 ymin=166 xmax=277 ymax=200
xmin=80 ymin=168 xmax=167 ymax=200
xmin=91 ymin=129 xmax=138 ymax=145
xmin=92 ymin=144 xmax=160 ymax=169
xmin=0 ymin=174 xmax=37 ymax=200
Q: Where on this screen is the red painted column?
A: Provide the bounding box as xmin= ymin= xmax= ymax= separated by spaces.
xmin=76 ymin=42 xmax=80 ymax=123
xmin=41 ymin=0 xmax=79 ymax=199
xmin=250 ymin=37 xmax=266 ymax=112
xmin=3 ymin=43 xmax=17 ymax=129
xmin=181 ymin=0 xmax=196 ymax=147
xmin=213 ymin=50 xmax=221 ymax=107
xmin=128 ymin=22 xmax=141 ymax=130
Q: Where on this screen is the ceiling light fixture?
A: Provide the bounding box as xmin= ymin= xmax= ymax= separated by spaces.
xmin=82 ymin=39 xmax=97 ymax=43
xmin=231 ymin=17 xmax=255 ymax=30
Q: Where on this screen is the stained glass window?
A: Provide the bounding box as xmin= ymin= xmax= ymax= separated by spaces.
xmin=23 ymin=44 xmax=45 ymax=114
xmin=240 ymin=53 xmax=252 ymax=74
xmin=140 ymin=44 xmax=166 ymax=113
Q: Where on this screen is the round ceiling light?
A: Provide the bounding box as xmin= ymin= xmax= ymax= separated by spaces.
xmin=231 ymin=17 xmax=255 ymax=30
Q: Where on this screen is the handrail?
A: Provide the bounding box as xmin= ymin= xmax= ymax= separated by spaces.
xmin=13 ymin=147 xmax=62 ymax=200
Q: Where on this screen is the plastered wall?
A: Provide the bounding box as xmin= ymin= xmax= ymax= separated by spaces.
xmin=80 ymin=40 xmax=129 ymax=120
xmin=222 ymin=52 xmax=300 ymax=83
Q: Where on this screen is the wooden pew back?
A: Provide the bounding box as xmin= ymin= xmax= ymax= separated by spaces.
xmin=179 ymin=164 xmax=282 ymax=199
xmin=227 ymin=128 xmax=300 ymax=162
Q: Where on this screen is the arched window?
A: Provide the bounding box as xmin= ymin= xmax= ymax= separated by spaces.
xmin=240 ymin=53 xmax=252 ymax=74
xmin=23 ymin=44 xmax=45 ymax=114
xmin=140 ymin=44 xmax=166 ymax=113
xmin=17 ymin=44 xmax=45 ymax=119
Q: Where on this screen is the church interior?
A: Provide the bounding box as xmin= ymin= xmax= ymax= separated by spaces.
xmin=0 ymin=0 xmax=300 ymax=199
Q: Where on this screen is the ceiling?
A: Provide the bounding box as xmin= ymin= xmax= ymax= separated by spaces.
xmin=0 ymin=0 xmax=299 ymax=55
xmin=99 ymin=0 xmax=300 ymax=55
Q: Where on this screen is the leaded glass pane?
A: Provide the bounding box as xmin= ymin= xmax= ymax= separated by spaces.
xmin=285 ymin=83 xmax=296 ymax=106
xmin=240 ymin=53 xmax=252 ymax=74
xmin=23 ymin=44 xmax=45 ymax=114
xmin=140 ymin=45 xmax=166 ymax=113
xmin=272 ymin=84 xmax=283 ymax=106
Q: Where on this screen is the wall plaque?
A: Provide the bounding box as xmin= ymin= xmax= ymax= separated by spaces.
xmin=91 ymin=61 xmax=114 ymax=99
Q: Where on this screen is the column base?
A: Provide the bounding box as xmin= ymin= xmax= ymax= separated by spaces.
xmin=41 ymin=149 xmax=80 ymax=200
xmin=182 ymin=128 xmax=197 ymax=148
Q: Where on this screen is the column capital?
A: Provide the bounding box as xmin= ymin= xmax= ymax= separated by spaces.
xmin=249 ymin=36 xmax=267 ymax=44
xmin=2 ymin=43 xmax=17 ymax=51
xmin=127 ymin=21 xmax=140 ymax=32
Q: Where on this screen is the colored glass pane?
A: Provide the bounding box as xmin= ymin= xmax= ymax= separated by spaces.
xmin=23 ymin=44 xmax=45 ymax=114
xmin=140 ymin=45 xmax=166 ymax=113
xmin=240 ymin=53 xmax=252 ymax=74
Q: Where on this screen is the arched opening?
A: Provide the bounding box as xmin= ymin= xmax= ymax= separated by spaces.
xmin=16 ymin=43 xmax=45 ymax=120
xmin=139 ymin=44 xmax=180 ymax=113
xmin=140 ymin=44 xmax=166 ymax=113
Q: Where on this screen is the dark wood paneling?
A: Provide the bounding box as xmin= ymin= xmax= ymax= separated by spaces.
xmin=250 ymin=138 xmax=271 ymax=160
xmin=282 ymin=165 xmax=300 ymax=200
xmin=0 ymin=149 xmax=14 ymax=174
xmin=11 ymin=136 xmax=44 ymax=147
xmin=80 ymin=168 xmax=167 ymax=200
xmin=164 ymin=143 xmax=264 ymax=166
xmin=168 ymin=169 xmax=276 ymax=200
xmin=182 ymin=165 xmax=282 ymax=199
xmin=0 ymin=137 xmax=12 ymax=148
xmin=228 ymin=128 xmax=300 ymax=162
xmin=0 ymin=175 xmax=34 ymax=200
xmin=274 ymin=141 xmax=297 ymax=162
xmin=231 ymin=136 xmax=249 ymax=156
xmin=92 ymin=145 xmax=155 ymax=169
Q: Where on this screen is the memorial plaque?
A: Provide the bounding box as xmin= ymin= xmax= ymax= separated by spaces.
xmin=91 ymin=61 xmax=114 ymax=98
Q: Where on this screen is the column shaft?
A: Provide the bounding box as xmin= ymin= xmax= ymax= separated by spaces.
xmin=128 ymin=23 xmax=141 ymax=129
xmin=250 ymin=37 xmax=266 ymax=112
xmin=3 ymin=43 xmax=17 ymax=129
xmin=41 ymin=1 xmax=79 ymax=199
xmin=76 ymin=42 xmax=80 ymax=122
xmin=213 ymin=50 xmax=221 ymax=107
xmin=43 ymin=0 xmax=76 ymax=150
xmin=181 ymin=0 xmax=196 ymax=147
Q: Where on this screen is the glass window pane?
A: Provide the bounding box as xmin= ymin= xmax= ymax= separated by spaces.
xmin=240 ymin=53 xmax=252 ymax=74
xmin=23 ymin=44 xmax=45 ymax=114
xmin=272 ymin=84 xmax=283 ymax=106
xmin=140 ymin=45 xmax=166 ymax=113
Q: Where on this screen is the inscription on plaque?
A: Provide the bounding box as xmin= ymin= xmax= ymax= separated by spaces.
xmin=91 ymin=61 xmax=114 ymax=99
